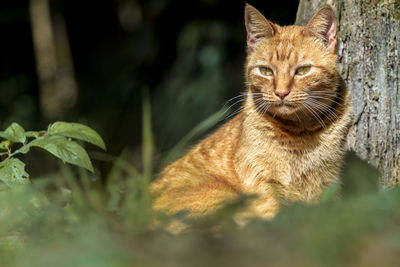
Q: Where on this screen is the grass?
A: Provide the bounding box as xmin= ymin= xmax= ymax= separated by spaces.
xmin=0 ymin=94 xmax=399 ymax=267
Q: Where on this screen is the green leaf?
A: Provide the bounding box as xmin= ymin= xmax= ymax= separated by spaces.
xmin=25 ymin=131 xmax=46 ymax=138
xmin=28 ymin=136 xmax=94 ymax=172
xmin=48 ymin=122 xmax=106 ymax=150
xmin=0 ymin=158 xmax=30 ymax=187
xmin=0 ymin=123 xmax=26 ymax=143
xmin=0 ymin=140 xmax=10 ymax=150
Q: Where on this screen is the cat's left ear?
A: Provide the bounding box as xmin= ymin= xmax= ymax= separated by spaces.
xmin=304 ymin=5 xmax=337 ymax=54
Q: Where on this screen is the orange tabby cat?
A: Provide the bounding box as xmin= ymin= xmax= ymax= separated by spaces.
xmin=150 ymin=4 xmax=352 ymax=225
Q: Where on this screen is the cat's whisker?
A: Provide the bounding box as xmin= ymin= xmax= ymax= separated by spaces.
xmin=250 ymin=97 xmax=267 ymax=110
xmin=224 ymin=92 xmax=263 ymax=103
xmin=246 ymin=100 xmax=268 ymax=120
xmin=254 ymin=100 xmax=268 ymax=114
xmin=221 ymin=102 xmax=245 ymax=122
xmin=308 ymin=103 xmax=328 ymax=128
xmin=224 ymin=94 xmax=246 ymax=105
xmin=272 ymin=110 xmax=277 ymax=119
xmin=306 ymin=101 xmax=342 ymax=122
xmin=223 ymin=92 xmax=264 ymax=110
xmin=293 ymin=109 xmax=301 ymax=122
xmin=223 ymin=107 xmax=244 ymax=121
xmin=303 ymin=104 xmax=325 ymax=128
xmin=308 ymin=90 xmax=337 ymax=93
xmin=222 ymin=93 xmax=265 ymax=121
xmin=302 ymin=102 xmax=326 ymax=128
xmin=305 ymin=99 xmax=337 ymax=124
xmin=246 ymin=105 xmax=261 ymax=120
xmin=301 ymin=107 xmax=313 ymax=123
xmin=308 ymin=90 xmax=339 ymax=94
xmin=224 ymin=98 xmax=262 ymax=121
xmin=307 ymin=104 xmax=337 ymax=123
xmin=307 ymin=91 xmax=341 ymax=98
xmin=308 ymin=91 xmax=345 ymax=102
xmin=261 ymin=103 xmax=271 ymax=117
xmin=307 ymin=98 xmax=339 ymax=120
xmin=290 ymin=98 xmax=308 ymax=102
xmin=308 ymin=95 xmax=343 ymax=107
xmin=223 ymin=98 xmax=246 ymax=113
xmin=307 ymin=95 xmax=344 ymax=107
xmin=298 ymin=106 xmax=309 ymax=122
xmin=306 ymin=97 xmax=338 ymax=114
xmin=224 ymin=92 xmax=261 ymax=106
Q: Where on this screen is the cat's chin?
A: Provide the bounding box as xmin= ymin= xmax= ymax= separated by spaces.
xmin=268 ymin=103 xmax=300 ymax=117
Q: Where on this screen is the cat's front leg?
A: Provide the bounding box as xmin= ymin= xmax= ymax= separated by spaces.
xmin=233 ymin=192 xmax=280 ymax=227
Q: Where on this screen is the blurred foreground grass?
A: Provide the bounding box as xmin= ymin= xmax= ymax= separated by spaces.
xmin=0 ymin=97 xmax=399 ymax=267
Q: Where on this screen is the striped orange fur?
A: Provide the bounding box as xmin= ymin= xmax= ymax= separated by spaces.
xmin=150 ymin=4 xmax=352 ymax=227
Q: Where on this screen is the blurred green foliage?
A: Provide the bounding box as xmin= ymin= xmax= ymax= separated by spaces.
xmin=0 ymin=143 xmax=399 ymax=267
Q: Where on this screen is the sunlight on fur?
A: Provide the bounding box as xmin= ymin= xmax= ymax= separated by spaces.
xmin=150 ymin=4 xmax=352 ymax=231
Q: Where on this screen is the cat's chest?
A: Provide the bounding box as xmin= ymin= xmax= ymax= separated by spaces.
xmin=265 ymin=145 xmax=328 ymax=185
xmin=236 ymin=133 xmax=341 ymax=193
xmin=279 ymin=135 xmax=341 ymax=175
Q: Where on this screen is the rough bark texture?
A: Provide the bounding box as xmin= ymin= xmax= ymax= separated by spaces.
xmin=296 ymin=0 xmax=400 ymax=187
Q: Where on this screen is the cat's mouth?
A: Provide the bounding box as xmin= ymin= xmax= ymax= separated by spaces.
xmin=252 ymin=97 xmax=300 ymax=118
xmin=269 ymin=100 xmax=297 ymax=110
xmin=276 ymin=101 xmax=295 ymax=108
xmin=266 ymin=100 xmax=300 ymax=117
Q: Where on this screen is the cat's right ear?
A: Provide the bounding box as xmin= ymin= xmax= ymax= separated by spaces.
xmin=245 ymin=4 xmax=276 ymax=53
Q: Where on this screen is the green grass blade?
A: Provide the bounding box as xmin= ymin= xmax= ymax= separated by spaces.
xmin=142 ymin=88 xmax=154 ymax=180
xmin=162 ymin=108 xmax=226 ymax=166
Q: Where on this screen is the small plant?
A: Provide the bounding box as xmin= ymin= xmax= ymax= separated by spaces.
xmin=0 ymin=122 xmax=106 ymax=188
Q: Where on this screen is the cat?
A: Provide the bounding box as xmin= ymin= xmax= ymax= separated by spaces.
xmin=150 ymin=4 xmax=352 ymax=227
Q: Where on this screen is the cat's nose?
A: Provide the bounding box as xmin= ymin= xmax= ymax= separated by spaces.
xmin=275 ymin=90 xmax=290 ymax=100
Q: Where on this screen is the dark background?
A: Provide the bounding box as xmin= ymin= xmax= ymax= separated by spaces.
xmin=0 ymin=0 xmax=298 ymax=174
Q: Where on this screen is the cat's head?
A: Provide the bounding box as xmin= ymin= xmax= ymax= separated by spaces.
xmin=244 ymin=4 xmax=340 ymax=125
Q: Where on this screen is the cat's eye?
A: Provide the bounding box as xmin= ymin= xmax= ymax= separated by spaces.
xmin=259 ymin=67 xmax=274 ymax=76
xmin=295 ymin=66 xmax=311 ymax=76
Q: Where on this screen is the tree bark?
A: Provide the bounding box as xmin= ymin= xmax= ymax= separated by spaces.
xmin=296 ymin=0 xmax=400 ymax=187
xmin=29 ymin=0 xmax=78 ymax=120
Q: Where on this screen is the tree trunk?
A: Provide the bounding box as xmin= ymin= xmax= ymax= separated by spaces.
xmin=296 ymin=0 xmax=400 ymax=187
xmin=29 ymin=0 xmax=78 ymax=120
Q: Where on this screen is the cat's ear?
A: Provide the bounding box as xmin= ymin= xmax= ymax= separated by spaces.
xmin=304 ymin=5 xmax=337 ymax=54
xmin=245 ymin=4 xmax=277 ymax=53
